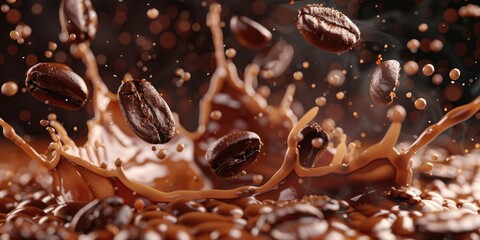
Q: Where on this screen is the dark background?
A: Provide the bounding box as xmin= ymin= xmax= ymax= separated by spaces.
xmin=0 ymin=0 xmax=479 ymax=148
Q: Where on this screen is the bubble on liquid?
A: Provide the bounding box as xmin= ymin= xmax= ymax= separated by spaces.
xmin=422 ymin=64 xmax=435 ymax=76
xmin=414 ymin=98 xmax=427 ymax=110
xmin=1 ymin=81 xmax=18 ymax=97
xmin=449 ymin=68 xmax=460 ymax=80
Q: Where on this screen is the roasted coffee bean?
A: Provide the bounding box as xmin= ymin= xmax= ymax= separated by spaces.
xmin=44 ymin=202 xmax=86 ymax=222
xmin=70 ymin=197 xmax=132 ymax=233
xmin=25 ymin=62 xmax=89 ymax=110
xmin=253 ymin=40 xmax=294 ymax=79
xmin=117 ymin=79 xmax=175 ymax=144
xmin=297 ymin=122 xmax=329 ymax=168
xmin=253 ymin=203 xmax=328 ymax=239
xmin=206 ymin=131 xmax=262 ymax=178
xmin=370 ymin=60 xmax=400 ymax=106
xmin=59 ymin=0 xmax=98 ymax=44
xmin=297 ymin=4 xmax=360 ymax=53
xmin=230 ymin=15 xmax=272 ymax=49
xmin=420 ymin=163 xmax=457 ymax=182
xmin=166 ymin=199 xmax=206 ymax=216
xmin=416 ymin=209 xmax=480 ymax=238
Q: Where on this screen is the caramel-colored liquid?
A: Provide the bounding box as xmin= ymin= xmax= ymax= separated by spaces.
xmin=0 ymin=3 xmax=479 ymax=204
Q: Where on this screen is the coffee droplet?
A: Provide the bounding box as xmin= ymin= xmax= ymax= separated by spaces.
xmin=449 ymin=68 xmax=460 ymax=81
xmin=210 ymin=110 xmax=222 ymax=121
xmin=387 ymin=105 xmax=406 ymax=122
xmin=146 ymin=8 xmax=159 ymax=20
xmin=315 ymin=97 xmax=327 ymax=107
xmin=406 ymin=39 xmax=420 ymax=53
xmin=176 ymin=143 xmax=184 ymax=152
xmin=25 ymin=62 xmax=89 ymax=110
xmin=297 ymin=4 xmax=360 ymax=53
xmin=403 ymin=60 xmax=419 ymax=76
xmin=230 ymin=15 xmax=272 ymax=49
xmin=117 ymin=79 xmax=175 ymax=144
xmin=415 ymin=98 xmax=427 ymax=110
xmin=59 ymin=0 xmax=98 ymax=44
xmin=422 ymin=64 xmax=435 ymax=76
xmin=1 ymin=81 xmax=18 ymax=97
xmin=418 ymin=23 xmax=428 ymax=32
xmin=206 ymin=131 xmax=262 ymax=178
xmin=157 ymin=149 xmax=168 ymax=159
xmin=298 ymin=123 xmax=329 ymax=168
xmin=432 ymin=74 xmax=443 ymax=85
xmin=370 ymin=60 xmax=400 ymax=106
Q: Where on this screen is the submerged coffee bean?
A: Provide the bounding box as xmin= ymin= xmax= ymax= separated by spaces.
xmin=297 ymin=4 xmax=360 ymax=53
xmin=70 ymin=197 xmax=132 ymax=233
xmin=370 ymin=60 xmax=400 ymax=106
xmin=253 ymin=204 xmax=328 ymax=239
xmin=59 ymin=0 xmax=98 ymax=44
xmin=25 ymin=62 xmax=89 ymax=110
xmin=298 ymin=123 xmax=329 ymax=167
xmin=117 ymin=79 xmax=175 ymax=144
xmin=206 ymin=131 xmax=262 ymax=178
xmin=230 ymin=15 xmax=272 ymax=49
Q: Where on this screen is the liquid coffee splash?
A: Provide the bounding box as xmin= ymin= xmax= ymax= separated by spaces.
xmin=0 ymin=3 xmax=479 ymax=204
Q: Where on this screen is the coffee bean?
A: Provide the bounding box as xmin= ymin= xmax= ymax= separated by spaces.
xmin=297 ymin=123 xmax=329 ymax=168
xmin=25 ymin=62 xmax=89 ymax=110
xmin=59 ymin=0 xmax=98 ymax=44
xmin=370 ymin=60 xmax=400 ymax=106
xmin=253 ymin=40 xmax=294 ymax=79
xmin=206 ymin=131 xmax=263 ymax=178
xmin=230 ymin=15 xmax=272 ymax=49
xmin=297 ymin=4 xmax=360 ymax=53
xmin=416 ymin=209 xmax=480 ymax=238
xmin=70 ymin=197 xmax=132 ymax=233
xmin=253 ymin=203 xmax=328 ymax=239
xmin=117 ymin=79 xmax=175 ymax=144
